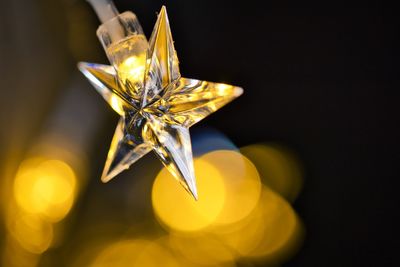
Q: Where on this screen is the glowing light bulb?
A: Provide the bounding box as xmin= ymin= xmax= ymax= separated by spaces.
xmin=106 ymin=35 xmax=148 ymax=97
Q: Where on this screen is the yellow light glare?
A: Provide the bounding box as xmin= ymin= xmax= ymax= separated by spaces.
xmin=168 ymin=233 xmax=236 ymax=266
xmin=8 ymin=211 xmax=53 ymax=254
xmin=241 ymin=144 xmax=303 ymax=203
xmin=2 ymin=237 xmax=41 ymax=267
xmin=13 ymin=158 xmax=77 ymax=222
xmin=212 ymin=201 xmax=266 ymax=257
xmin=152 ymin=158 xmax=226 ymax=232
xmin=215 ymin=83 xmax=232 ymax=94
xmin=110 ymin=94 xmax=125 ymax=114
xmin=89 ymin=239 xmax=180 ymax=267
xmin=246 ymin=188 xmax=304 ymax=262
xmin=201 ymin=150 xmax=262 ymax=225
xmin=214 ymin=187 xmax=303 ymax=263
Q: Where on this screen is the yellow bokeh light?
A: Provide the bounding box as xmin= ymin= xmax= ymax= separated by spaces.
xmin=241 ymin=144 xmax=303 ymax=203
xmin=201 ymin=150 xmax=262 ymax=225
xmin=246 ymin=190 xmax=304 ymax=263
xmin=167 ymin=233 xmax=236 ymax=267
xmin=212 ymin=200 xmax=266 ymax=257
xmin=214 ymin=186 xmax=303 ymax=263
xmin=3 ymin=236 xmax=41 ymax=267
xmin=89 ymin=239 xmax=180 ymax=267
xmin=152 ymin=158 xmax=226 ymax=232
xmin=7 ymin=210 xmax=53 ymax=254
xmin=13 ymin=158 xmax=77 ymax=222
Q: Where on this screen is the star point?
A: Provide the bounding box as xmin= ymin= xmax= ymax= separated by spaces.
xmin=79 ymin=6 xmax=243 ymax=200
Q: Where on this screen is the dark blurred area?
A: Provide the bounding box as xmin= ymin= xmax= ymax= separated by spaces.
xmin=1 ymin=0 xmax=399 ymax=266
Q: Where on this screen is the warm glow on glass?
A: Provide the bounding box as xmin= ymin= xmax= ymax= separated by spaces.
xmin=215 ymin=83 xmax=232 ymax=95
xmin=117 ymin=54 xmax=146 ymax=84
xmin=152 ymin=158 xmax=226 ymax=232
xmin=110 ymin=94 xmax=125 ymax=115
xmin=13 ymin=158 xmax=77 ymax=222
xmin=105 ymin=34 xmax=148 ymax=98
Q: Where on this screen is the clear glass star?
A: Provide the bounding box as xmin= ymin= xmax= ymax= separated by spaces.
xmin=78 ymin=7 xmax=243 ymax=199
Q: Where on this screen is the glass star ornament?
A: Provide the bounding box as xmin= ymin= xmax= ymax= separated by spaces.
xmin=78 ymin=6 xmax=243 ymax=200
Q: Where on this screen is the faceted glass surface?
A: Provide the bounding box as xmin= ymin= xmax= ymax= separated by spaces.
xmin=79 ymin=6 xmax=243 ymax=199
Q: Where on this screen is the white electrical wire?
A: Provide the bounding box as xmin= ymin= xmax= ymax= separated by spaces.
xmin=87 ymin=0 xmax=119 ymax=23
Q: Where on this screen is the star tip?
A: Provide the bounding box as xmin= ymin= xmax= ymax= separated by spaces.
xmin=193 ymin=193 xmax=199 ymax=201
xmin=189 ymin=188 xmax=198 ymax=201
xmin=181 ymin=176 xmax=198 ymax=201
xmin=101 ymin=177 xmax=110 ymax=183
xmin=187 ymin=182 xmax=198 ymax=201
xmin=101 ymin=173 xmax=113 ymax=183
xmin=158 ymin=6 xmax=168 ymax=20
xmin=77 ymin=62 xmax=88 ymax=72
xmin=235 ymin=86 xmax=244 ymax=97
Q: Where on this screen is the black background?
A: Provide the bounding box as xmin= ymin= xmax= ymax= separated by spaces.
xmin=1 ymin=0 xmax=399 ymax=266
